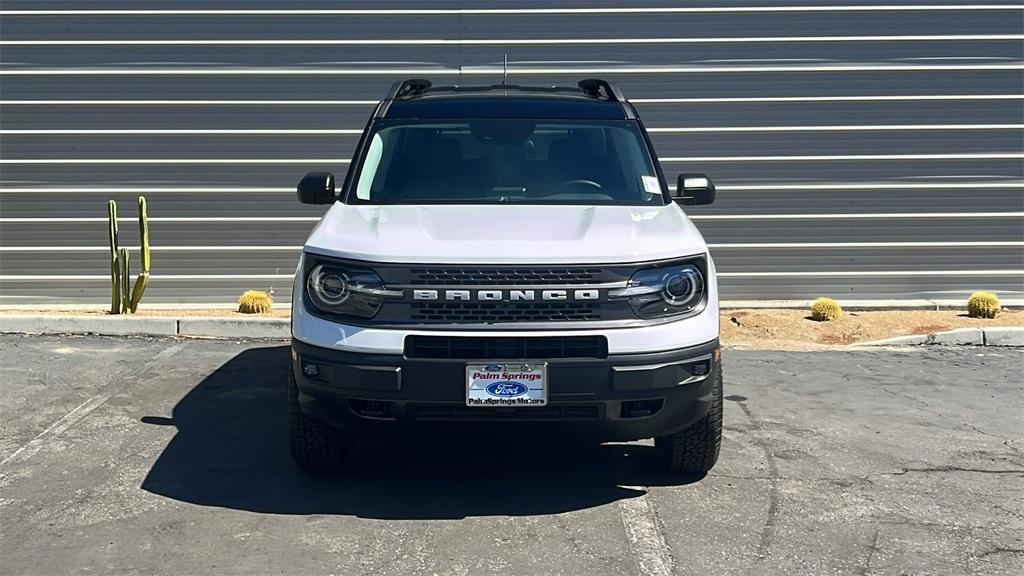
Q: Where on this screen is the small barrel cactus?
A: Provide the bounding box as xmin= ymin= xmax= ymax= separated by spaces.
xmin=238 ymin=290 xmax=273 ymax=314
xmin=810 ymin=297 xmax=843 ymax=321
xmin=966 ymin=291 xmax=1000 ymax=319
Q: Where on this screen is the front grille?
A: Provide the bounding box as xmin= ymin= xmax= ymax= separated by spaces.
xmin=410 ymin=403 xmax=600 ymax=421
xmin=409 ymin=267 xmax=603 ymax=286
xmin=411 ymin=302 xmax=603 ymax=322
xmin=405 ymin=335 xmax=608 ymax=359
xmin=349 ymin=261 xmax=643 ymax=326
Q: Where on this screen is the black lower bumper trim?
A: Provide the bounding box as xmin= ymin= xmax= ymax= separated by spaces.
xmin=292 ymin=337 xmax=719 ymax=441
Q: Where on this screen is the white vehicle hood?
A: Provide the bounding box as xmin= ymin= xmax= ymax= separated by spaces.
xmin=303 ymin=203 xmax=708 ymax=264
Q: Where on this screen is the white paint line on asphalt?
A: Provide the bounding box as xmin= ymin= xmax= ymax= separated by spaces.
xmin=3 ymin=5 xmax=1021 ymax=15
xmin=618 ymin=493 xmax=675 ymax=576
xmin=3 ymin=95 xmax=1022 ymax=105
xmin=5 ymin=124 xmax=1021 ymax=136
xmin=3 ymin=153 xmax=1020 ymax=165
xmin=5 ymin=241 xmax=1022 ymax=253
xmin=3 ymin=181 xmax=1021 ymax=194
xmin=0 ymin=394 xmax=110 ymax=468
xmin=2 ymin=270 xmax=1021 ymax=282
xmin=6 ymin=34 xmax=1022 ymax=45
xmin=2 ymin=63 xmax=1022 ymax=75
xmin=3 ymin=212 xmax=1022 ymax=224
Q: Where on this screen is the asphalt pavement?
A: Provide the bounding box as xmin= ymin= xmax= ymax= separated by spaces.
xmin=1 ymin=334 xmax=1022 ymax=575
xmin=0 ymin=1 xmax=1022 ymax=304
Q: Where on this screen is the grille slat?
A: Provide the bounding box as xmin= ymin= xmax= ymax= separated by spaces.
xmin=411 ymin=302 xmax=603 ymax=322
xmin=410 ymin=267 xmax=603 ymax=286
xmin=405 ymin=335 xmax=608 ymax=359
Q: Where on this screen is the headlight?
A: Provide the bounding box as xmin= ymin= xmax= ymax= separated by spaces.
xmin=306 ymin=263 xmax=399 ymax=319
xmin=609 ymin=260 xmax=705 ymax=319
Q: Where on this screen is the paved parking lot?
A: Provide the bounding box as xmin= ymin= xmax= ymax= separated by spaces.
xmin=1 ymin=334 xmax=1022 ymax=576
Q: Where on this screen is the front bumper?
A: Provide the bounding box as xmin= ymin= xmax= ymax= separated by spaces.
xmin=292 ymin=337 xmax=720 ymax=442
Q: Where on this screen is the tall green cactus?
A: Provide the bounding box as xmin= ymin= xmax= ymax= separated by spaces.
xmin=119 ymin=247 xmax=131 ymax=314
xmin=128 ymin=196 xmax=150 ymax=312
xmin=108 ymin=200 xmax=121 ymax=314
xmin=106 ymin=196 xmax=151 ymax=314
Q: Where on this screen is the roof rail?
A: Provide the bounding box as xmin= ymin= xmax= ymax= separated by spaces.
xmin=418 ymin=83 xmax=583 ymax=96
xmin=389 ymin=78 xmax=433 ymax=100
xmin=376 ymin=78 xmax=632 ymax=118
xmin=577 ymin=79 xmax=625 ymax=102
xmin=376 ymin=78 xmax=432 ymax=117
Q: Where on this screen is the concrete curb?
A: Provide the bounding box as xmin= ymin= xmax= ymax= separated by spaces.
xmin=178 ymin=317 xmax=290 ymax=339
xmin=983 ymin=327 xmax=1024 ymax=347
xmin=855 ymin=327 xmax=1024 ymax=347
xmin=0 ymin=314 xmax=179 ymax=337
xmin=0 ymin=315 xmax=288 ymax=339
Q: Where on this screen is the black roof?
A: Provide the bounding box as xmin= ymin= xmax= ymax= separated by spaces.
xmin=378 ymin=79 xmax=635 ymax=120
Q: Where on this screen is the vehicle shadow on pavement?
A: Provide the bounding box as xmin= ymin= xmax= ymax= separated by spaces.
xmin=141 ymin=346 xmax=703 ymax=519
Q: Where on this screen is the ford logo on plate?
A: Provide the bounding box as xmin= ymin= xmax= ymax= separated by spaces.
xmin=483 ymin=364 xmax=503 ymax=372
xmin=486 ymin=381 xmax=529 ymax=398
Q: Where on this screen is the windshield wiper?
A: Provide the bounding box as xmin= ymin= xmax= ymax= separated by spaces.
xmin=377 ymin=196 xmax=527 ymax=204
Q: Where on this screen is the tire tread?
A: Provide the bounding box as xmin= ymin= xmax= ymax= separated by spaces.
xmin=658 ymin=356 xmax=723 ymax=475
xmin=288 ymin=371 xmax=347 ymax=473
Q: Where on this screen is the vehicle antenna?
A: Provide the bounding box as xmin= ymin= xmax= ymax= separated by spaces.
xmin=503 ymin=53 xmax=508 ymax=85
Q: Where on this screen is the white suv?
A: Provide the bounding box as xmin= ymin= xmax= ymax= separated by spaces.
xmin=290 ymin=79 xmax=722 ymax=475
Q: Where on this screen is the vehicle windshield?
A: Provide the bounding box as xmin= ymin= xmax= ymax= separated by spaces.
xmin=349 ymin=119 xmax=666 ymax=205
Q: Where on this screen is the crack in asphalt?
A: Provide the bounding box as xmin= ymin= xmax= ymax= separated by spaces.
xmin=877 ymin=385 xmax=1022 ymax=458
xmin=549 ymin=512 xmax=621 ymax=570
xmin=858 ymin=527 xmax=881 ymax=576
xmin=734 ymin=400 xmax=781 ymax=562
xmin=975 ymin=547 xmax=1024 ymax=559
xmin=884 ymin=466 xmax=1024 ymax=476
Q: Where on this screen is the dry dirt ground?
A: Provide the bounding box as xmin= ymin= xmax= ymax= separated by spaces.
xmin=720 ymin=308 xmax=1023 ymax=349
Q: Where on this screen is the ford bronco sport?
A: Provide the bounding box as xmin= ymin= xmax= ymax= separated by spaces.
xmin=290 ymin=79 xmax=721 ymax=474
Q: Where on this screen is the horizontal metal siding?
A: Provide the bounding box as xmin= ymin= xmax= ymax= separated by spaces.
xmin=0 ymin=1 xmax=1022 ymax=304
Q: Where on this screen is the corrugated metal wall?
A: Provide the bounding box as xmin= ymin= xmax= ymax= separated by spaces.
xmin=1 ymin=1 xmax=1022 ymax=305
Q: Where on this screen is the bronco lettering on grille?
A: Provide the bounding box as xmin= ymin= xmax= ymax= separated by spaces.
xmin=412 ymin=289 xmax=600 ymax=302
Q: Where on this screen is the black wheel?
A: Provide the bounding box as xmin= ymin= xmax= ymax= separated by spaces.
xmin=288 ymin=369 xmax=348 ymax=473
xmin=655 ymin=356 xmax=723 ymax=475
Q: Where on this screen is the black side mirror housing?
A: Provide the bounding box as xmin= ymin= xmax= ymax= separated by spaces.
xmin=672 ymin=173 xmax=716 ymax=206
xmin=297 ymin=172 xmax=336 ymax=204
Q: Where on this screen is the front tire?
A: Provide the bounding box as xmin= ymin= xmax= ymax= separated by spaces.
xmin=288 ymin=369 xmax=348 ymax=473
xmin=655 ymin=355 xmax=723 ymax=475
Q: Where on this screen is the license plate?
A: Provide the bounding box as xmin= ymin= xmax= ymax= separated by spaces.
xmin=466 ymin=363 xmax=547 ymax=407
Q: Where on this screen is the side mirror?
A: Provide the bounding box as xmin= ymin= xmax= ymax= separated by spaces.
xmin=297 ymin=172 xmax=336 ymax=205
xmin=673 ymin=173 xmax=716 ymax=206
